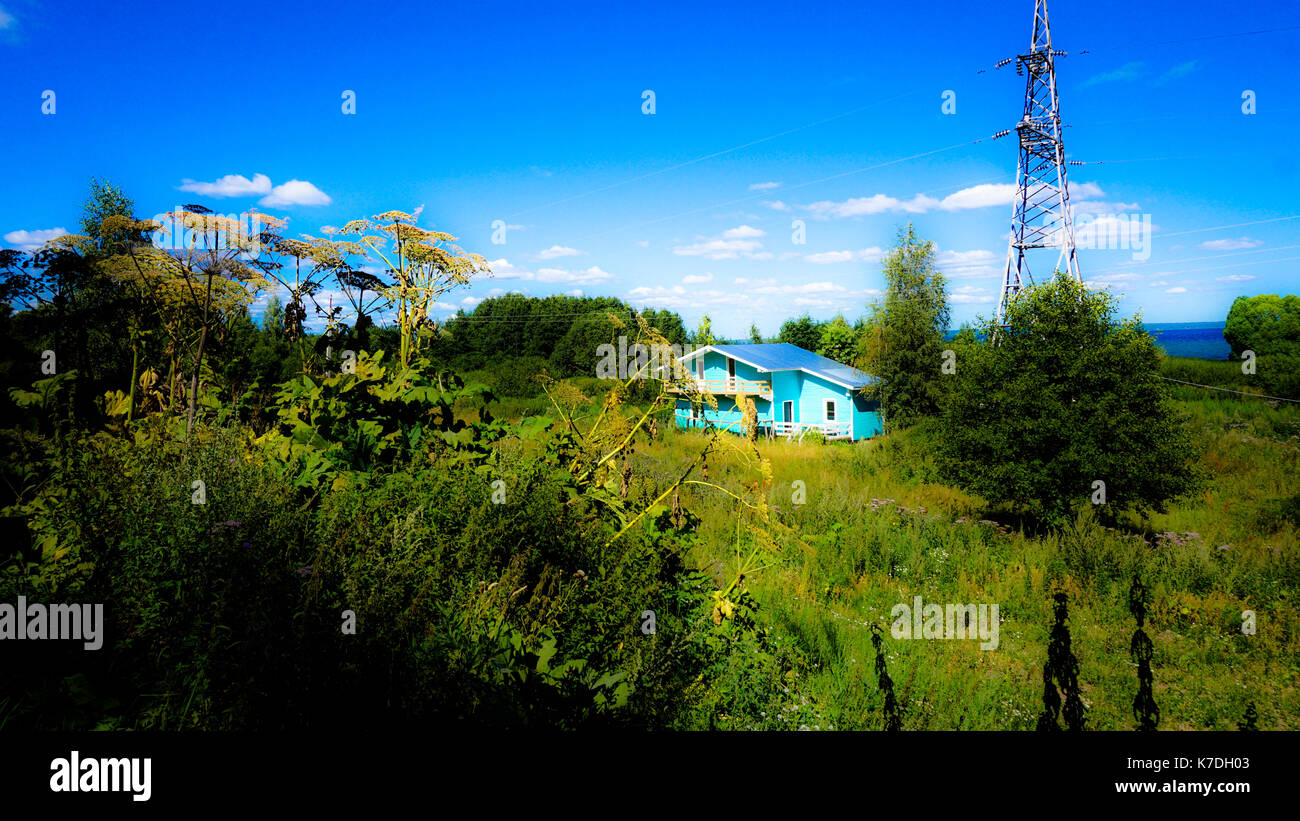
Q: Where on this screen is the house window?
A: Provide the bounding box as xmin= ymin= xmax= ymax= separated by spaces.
xmin=696 ymin=358 xmax=704 ymax=380
xmin=825 ymin=400 xmax=836 ymax=421
xmin=727 ymin=358 xmax=736 ymax=381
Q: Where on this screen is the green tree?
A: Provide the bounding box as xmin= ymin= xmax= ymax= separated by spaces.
xmin=641 ymin=308 xmax=688 ymax=347
xmin=816 ymin=314 xmax=858 ymax=364
xmin=1223 ymin=294 xmax=1300 ymax=399
xmin=856 ymin=224 xmax=950 ymax=430
xmin=81 ymin=178 xmax=146 ymax=254
xmin=778 ymin=314 xmax=822 ymax=351
xmin=691 ymin=313 xmax=716 ymax=347
xmin=550 ymin=310 xmax=622 ymax=377
xmin=748 ymin=323 xmax=763 ymax=344
xmin=936 ymin=272 xmax=1202 ymax=523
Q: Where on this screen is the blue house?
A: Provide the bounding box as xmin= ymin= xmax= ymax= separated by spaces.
xmin=670 ymin=343 xmax=882 ymax=441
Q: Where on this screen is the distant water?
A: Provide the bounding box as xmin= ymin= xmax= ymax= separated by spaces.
xmin=941 ymin=321 xmax=1230 ymax=360
xmin=1143 ymin=322 xmax=1230 ymax=360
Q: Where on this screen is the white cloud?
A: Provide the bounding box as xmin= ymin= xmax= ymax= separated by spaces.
xmin=537 ymin=245 xmax=582 ymax=260
xmin=1082 ymin=61 xmax=1144 ymax=87
xmin=260 ymin=179 xmax=332 ymax=207
xmin=950 ymin=285 xmax=996 ymax=304
xmin=1165 ymin=286 xmax=1187 ymax=294
xmin=936 ymin=248 xmax=999 ymax=279
xmin=1069 ymin=181 xmax=1106 ymax=200
xmin=803 ymin=247 xmax=884 ymax=264
xmin=801 ymin=183 xmax=1016 ymax=219
xmin=748 ymin=181 xmax=781 ymax=191
xmin=937 ymin=183 xmax=1017 ymax=210
xmin=1199 ymin=237 xmax=1262 ymax=251
xmin=0 ymin=7 xmax=14 ymax=29
xmin=804 ymin=193 xmax=906 ymax=219
xmin=175 ymin=172 xmax=329 ymax=208
xmin=1090 ymin=272 xmax=1141 ymax=286
xmin=1216 ymin=274 xmax=1255 ymax=282
xmin=564 ymin=289 xmax=584 ymax=296
xmin=461 ymin=296 xmax=482 ymax=307
xmin=178 ymin=173 xmax=272 ymax=198
xmin=635 ymin=240 xmax=650 ymax=248
xmin=762 ymin=200 xmax=791 ymax=212
xmin=805 ymin=251 xmax=853 ymax=264
xmin=1072 ymin=200 xmax=1141 ymax=216
xmin=491 ymin=260 xmax=613 ymax=285
xmin=539 ymin=265 xmax=612 ymax=284
xmin=1156 ymin=61 xmax=1197 ymax=84
xmin=4 ymin=227 xmax=68 ymax=250
xmin=732 ymin=278 xmax=844 ymax=295
xmin=682 ymin=272 xmax=714 ymax=284
xmin=673 ymin=226 xmax=768 ymax=260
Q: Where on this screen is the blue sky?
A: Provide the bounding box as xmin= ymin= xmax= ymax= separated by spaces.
xmin=2 ymin=0 xmax=1298 ymax=337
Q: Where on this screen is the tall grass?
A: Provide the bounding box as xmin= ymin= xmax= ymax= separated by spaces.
xmin=629 ymin=359 xmax=1300 ymax=729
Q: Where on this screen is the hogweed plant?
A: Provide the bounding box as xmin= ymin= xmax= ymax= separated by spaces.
xmin=315 ymin=210 xmax=490 ymax=369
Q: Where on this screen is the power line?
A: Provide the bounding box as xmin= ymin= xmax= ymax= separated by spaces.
xmin=1156 ymin=375 xmax=1300 ymax=404
xmin=1159 ymin=215 xmax=1300 ymax=239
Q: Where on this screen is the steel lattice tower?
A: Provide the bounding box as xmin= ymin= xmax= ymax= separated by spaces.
xmin=996 ymin=0 xmax=1082 ymax=326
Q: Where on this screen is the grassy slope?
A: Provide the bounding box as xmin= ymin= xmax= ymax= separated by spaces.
xmin=628 ymin=357 xmax=1300 ymax=729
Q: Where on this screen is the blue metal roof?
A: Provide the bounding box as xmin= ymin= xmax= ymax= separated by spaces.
xmin=684 ymin=343 xmax=876 ymax=389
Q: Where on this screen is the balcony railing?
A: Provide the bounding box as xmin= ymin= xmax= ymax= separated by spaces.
xmin=666 ymin=377 xmax=772 ymax=397
xmin=771 ymin=421 xmax=851 ymax=440
xmin=675 ymin=410 xmax=852 ymax=441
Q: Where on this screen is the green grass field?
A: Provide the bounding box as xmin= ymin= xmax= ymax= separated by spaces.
xmin=593 ymin=356 xmax=1300 ymax=729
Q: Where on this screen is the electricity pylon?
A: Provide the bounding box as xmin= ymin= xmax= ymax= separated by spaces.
xmin=996 ymin=0 xmax=1083 ymax=327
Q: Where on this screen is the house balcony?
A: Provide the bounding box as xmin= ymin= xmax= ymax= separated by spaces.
xmin=666 ymin=377 xmax=773 ymax=399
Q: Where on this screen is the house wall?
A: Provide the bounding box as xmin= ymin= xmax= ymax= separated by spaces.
xmin=674 ymin=397 xmax=773 ymax=431
xmin=853 ymin=393 xmax=883 ymax=438
xmin=798 ymin=373 xmax=851 ymax=430
xmin=697 ymin=350 xmax=765 ymax=383
xmin=771 ymin=371 xmax=801 ymax=423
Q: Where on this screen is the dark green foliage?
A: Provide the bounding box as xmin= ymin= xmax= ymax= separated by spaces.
xmin=80 ymin=178 xmax=146 ymax=254
xmin=937 ymin=272 xmax=1202 ymax=523
xmin=778 ymin=314 xmax=823 ymax=352
xmin=816 ymin=314 xmax=858 ymax=365
xmin=0 ymin=365 xmax=754 ymax=729
xmin=492 ymin=355 xmax=550 ymax=397
xmin=434 ymin=294 xmax=684 ymax=375
xmin=1223 ymin=293 xmax=1300 ymax=399
xmin=1037 ymin=592 xmax=1086 ymax=731
xmin=1128 ymin=576 xmax=1159 ymax=731
xmin=549 ymin=310 xmax=622 ymax=378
